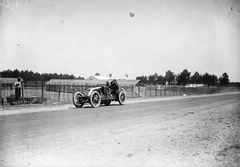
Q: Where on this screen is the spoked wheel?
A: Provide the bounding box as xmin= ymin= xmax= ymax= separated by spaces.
xmin=104 ymin=100 xmax=111 ymax=106
xmin=118 ymin=91 xmax=126 ymax=105
xmin=73 ymin=92 xmax=84 ymax=108
xmin=90 ymin=91 xmax=101 ymax=108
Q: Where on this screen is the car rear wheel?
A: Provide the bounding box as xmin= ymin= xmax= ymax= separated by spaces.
xmin=73 ymin=92 xmax=84 ymax=108
xmin=90 ymin=91 xmax=101 ymax=108
xmin=118 ymin=91 xmax=126 ymax=105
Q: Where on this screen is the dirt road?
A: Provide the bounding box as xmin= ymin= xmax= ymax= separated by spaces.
xmin=1 ymin=93 xmax=240 ymax=167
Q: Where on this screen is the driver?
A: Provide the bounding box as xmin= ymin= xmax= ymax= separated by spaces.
xmin=109 ymin=79 xmax=119 ymax=94
xmin=102 ymin=81 xmax=110 ymax=96
xmin=106 ymin=81 xmax=109 ymax=87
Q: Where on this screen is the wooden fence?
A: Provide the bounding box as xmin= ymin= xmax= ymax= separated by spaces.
xmin=1 ymin=81 xmax=240 ymax=105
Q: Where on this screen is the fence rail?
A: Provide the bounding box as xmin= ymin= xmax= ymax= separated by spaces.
xmin=1 ymin=81 xmax=240 ymax=105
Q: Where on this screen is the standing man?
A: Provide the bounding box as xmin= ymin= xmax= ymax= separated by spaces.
xmin=15 ymin=77 xmax=22 ymax=103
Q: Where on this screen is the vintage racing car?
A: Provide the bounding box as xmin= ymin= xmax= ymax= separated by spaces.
xmin=73 ymin=79 xmax=126 ymax=108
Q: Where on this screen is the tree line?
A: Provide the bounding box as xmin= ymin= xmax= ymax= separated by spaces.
xmin=0 ymin=69 xmax=84 ymax=81
xmin=136 ymin=69 xmax=230 ymax=87
xmin=1 ymin=69 xmax=231 ymax=86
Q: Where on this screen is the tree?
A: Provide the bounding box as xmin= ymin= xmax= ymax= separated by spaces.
xmin=165 ymin=70 xmax=175 ymax=85
xmin=219 ymin=72 xmax=230 ymax=86
xmin=202 ymin=73 xmax=209 ymax=85
xmin=136 ymin=75 xmax=148 ymax=84
xmin=95 ymin=73 xmax=100 ymax=76
xmin=137 ymin=73 xmax=165 ymax=85
xmin=157 ymin=75 xmax=166 ymax=85
xmin=77 ymin=76 xmax=84 ymax=79
xmin=209 ymin=74 xmax=218 ymax=86
xmin=0 ymin=69 xmax=84 ymax=81
xmin=13 ymin=69 xmax=20 ymax=77
xmin=176 ymin=69 xmax=191 ymax=85
xmin=149 ymin=73 xmax=158 ymax=84
xmin=202 ymin=73 xmax=218 ymax=86
xmin=190 ymin=71 xmax=202 ymax=84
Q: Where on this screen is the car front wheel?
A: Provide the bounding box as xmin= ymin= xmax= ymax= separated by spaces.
xmin=90 ymin=91 xmax=101 ymax=108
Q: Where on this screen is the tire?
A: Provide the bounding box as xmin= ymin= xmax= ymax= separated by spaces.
xmin=105 ymin=100 xmax=111 ymax=106
xmin=90 ymin=91 xmax=101 ymax=108
xmin=118 ymin=91 xmax=126 ymax=105
xmin=73 ymin=92 xmax=84 ymax=108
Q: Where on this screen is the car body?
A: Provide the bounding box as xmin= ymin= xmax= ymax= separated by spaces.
xmin=73 ymin=80 xmax=126 ymax=108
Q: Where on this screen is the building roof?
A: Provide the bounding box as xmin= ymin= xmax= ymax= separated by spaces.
xmin=0 ymin=77 xmax=17 ymax=83
xmin=86 ymin=75 xmax=109 ymax=80
xmin=46 ymin=79 xmax=145 ymax=86
xmin=117 ymin=79 xmax=145 ymax=86
xmin=46 ymin=79 xmax=105 ymax=85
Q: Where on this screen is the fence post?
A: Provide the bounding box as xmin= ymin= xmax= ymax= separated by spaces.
xmin=72 ymin=84 xmax=75 ymax=102
xmin=164 ymin=85 xmax=166 ymax=96
xmin=63 ymin=84 xmax=65 ymax=103
xmin=155 ymin=85 xmax=157 ymax=97
xmin=41 ymin=81 xmax=44 ymax=103
xmin=145 ymin=86 xmax=147 ymax=97
xmin=150 ymin=85 xmax=152 ymax=97
xmin=138 ymin=86 xmax=140 ymax=96
xmin=131 ymin=85 xmax=134 ymax=97
xmin=160 ymin=86 xmax=162 ymax=96
xmin=172 ymin=85 xmax=174 ymax=96
xmin=58 ymin=84 xmax=61 ymax=102
xmin=0 ymin=81 xmax=2 ymax=105
xmin=21 ymin=80 xmax=24 ymax=103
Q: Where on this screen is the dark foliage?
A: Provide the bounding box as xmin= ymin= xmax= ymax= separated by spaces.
xmin=176 ymin=69 xmax=191 ymax=85
xmin=0 ymin=69 xmax=84 ymax=81
xmin=219 ymin=72 xmax=230 ymax=86
xmin=136 ymin=69 xmax=231 ymax=86
xmin=137 ymin=74 xmax=166 ymax=85
xmin=165 ymin=70 xmax=175 ymax=85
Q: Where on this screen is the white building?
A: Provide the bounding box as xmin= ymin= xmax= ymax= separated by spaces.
xmin=86 ymin=75 xmax=109 ymax=80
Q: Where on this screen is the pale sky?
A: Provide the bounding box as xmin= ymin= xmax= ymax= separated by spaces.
xmin=0 ymin=0 xmax=239 ymax=81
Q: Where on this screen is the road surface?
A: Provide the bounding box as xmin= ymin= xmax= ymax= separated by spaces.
xmin=1 ymin=93 xmax=240 ymax=167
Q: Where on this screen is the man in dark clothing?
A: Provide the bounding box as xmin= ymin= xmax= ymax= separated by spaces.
xmin=109 ymin=79 xmax=119 ymax=94
xmin=15 ymin=77 xmax=22 ymax=102
xmin=101 ymin=81 xmax=110 ymax=96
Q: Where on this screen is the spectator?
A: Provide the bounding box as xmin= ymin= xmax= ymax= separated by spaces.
xmin=15 ymin=77 xmax=22 ymax=102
